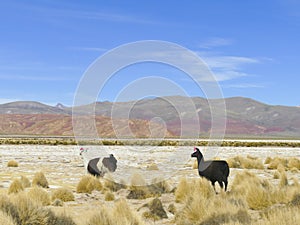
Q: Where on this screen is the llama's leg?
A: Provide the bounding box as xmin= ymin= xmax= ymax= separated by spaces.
xmin=224 ymin=178 xmax=228 ymax=191
xmin=218 ymin=181 xmax=223 ymax=190
xmin=211 ymin=181 xmax=217 ymax=193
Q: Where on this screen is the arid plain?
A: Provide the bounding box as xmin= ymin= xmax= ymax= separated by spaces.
xmin=1 ymin=144 xmax=300 ymax=224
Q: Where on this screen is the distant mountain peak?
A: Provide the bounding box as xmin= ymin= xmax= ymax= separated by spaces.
xmin=55 ymin=103 xmax=66 ymax=109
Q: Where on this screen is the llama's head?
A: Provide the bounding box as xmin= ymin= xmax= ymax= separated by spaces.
xmin=191 ymin=147 xmax=203 ymax=159
xmin=79 ymin=147 xmax=87 ymax=156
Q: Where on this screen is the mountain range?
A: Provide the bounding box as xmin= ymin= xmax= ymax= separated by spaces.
xmin=0 ymin=96 xmax=299 ymax=138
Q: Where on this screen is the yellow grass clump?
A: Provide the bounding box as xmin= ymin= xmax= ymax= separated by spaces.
xmin=8 ymin=179 xmax=24 ymax=194
xmin=8 ymin=192 xmax=76 ymax=225
xmin=0 ymin=210 xmax=16 ymax=225
xmin=7 ymin=160 xmax=18 ymax=167
xmin=104 ymin=176 xmax=126 ymax=192
xmin=175 ymin=177 xmax=214 ymax=203
xmin=104 ymin=191 xmax=115 ymax=201
xmin=32 ymin=172 xmax=49 ymax=188
xmin=265 ymin=156 xmax=300 ymax=171
xmin=287 ymin=157 xmax=300 ymax=170
xmin=27 ymin=186 xmax=50 ymax=206
xmin=20 ymin=175 xmax=31 ymax=188
xmin=259 ymin=206 xmax=300 ymax=225
xmin=87 ymin=198 xmax=144 ymax=225
xmin=76 ymin=175 xmax=102 ymax=194
xmin=126 ymin=175 xmax=170 ymax=200
xmin=175 ymin=177 xmax=250 ymax=225
xmin=227 ymin=155 xmax=264 ymax=169
xmin=146 ymin=163 xmax=159 ymax=170
xmin=52 ymin=188 xmax=75 ymax=202
xmin=192 ymin=159 xmax=198 ymax=169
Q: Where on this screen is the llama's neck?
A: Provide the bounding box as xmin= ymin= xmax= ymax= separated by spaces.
xmin=197 ymin=156 xmax=204 ymax=167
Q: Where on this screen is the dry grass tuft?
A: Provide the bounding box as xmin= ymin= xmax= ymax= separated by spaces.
xmin=265 ymin=156 xmax=300 ymax=171
xmin=104 ymin=177 xmax=125 ymax=192
xmin=7 ymin=160 xmax=18 ymax=167
xmin=175 ymin=179 xmax=250 ymax=225
xmin=32 ymin=172 xmax=49 ymax=188
xmin=20 ymin=175 xmax=31 ymax=188
xmin=192 ymin=159 xmax=198 ymax=169
xmin=8 ymin=192 xmax=76 ymax=225
xmin=260 ymin=206 xmax=300 ymax=225
xmin=227 ymin=155 xmax=264 ymax=169
xmin=127 ymin=177 xmax=170 ymax=200
xmin=86 ymin=206 xmax=113 ymax=225
xmin=231 ymin=171 xmax=272 ymax=210
xmin=27 ymin=186 xmax=50 ymax=206
xmin=146 ymin=163 xmax=159 ymax=170
xmin=279 ymin=171 xmax=288 ymax=188
xmin=104 ymin=191 xmax=115 ymax=201
xmin=52 ymin=188 xmax=74 ymax=202
xmin=52 ymin=198 xmax=64 ymax=207
xmin=273 ymin=170 xmax=280 ymax=179
xmin=87 ymin=198 xmax=144 ymax=225
xmin=0 ymin=210 xmax=16 ymax=225
xmin=287 ymin=157 xmax=300 ymax=170
xmin=175 ymin=177 xmax=214 ymax=203
xmin=8 ymin=179 xmax=24 ymax=194
xmin=76 ymin=175 xmax=102 ymax=194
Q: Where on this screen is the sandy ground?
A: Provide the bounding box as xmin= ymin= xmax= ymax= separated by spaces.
xmin=1 ymin=144 xmax=300 ymax=224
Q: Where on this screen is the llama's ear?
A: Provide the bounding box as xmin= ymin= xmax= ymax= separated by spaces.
xmin=194 ymin=147 xmax=197 ymax=152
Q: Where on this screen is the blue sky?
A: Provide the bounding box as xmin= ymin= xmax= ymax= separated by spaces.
xmin=0 ymin=0 xmax=299 ymax=106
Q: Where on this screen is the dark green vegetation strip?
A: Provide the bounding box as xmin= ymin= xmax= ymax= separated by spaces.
xmin=0 ymin=138 xmax=300 ymax=147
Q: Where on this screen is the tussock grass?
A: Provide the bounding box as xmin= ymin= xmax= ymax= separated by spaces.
xmin=273 ymin=170 xmax=280 ymax=179
xmin=76 ymin=175 xmax=102 ymax=194
xmin=192 ymin=159 xmax=198 ymax=169
xmin=20 ymin=175 xmax=31 ymax=188
xmin=259 ymin=206 xmax=300 ymax=225
xmin=27 ymin=186 xmax=51 ymax=206
xmin=231 ymin=171 xmax=300 ymax=210
xmin=86 ymin=206 xmax=113 ymax=225
xmin=51 ymin=188 xmax=74 ymax=202
xmin=175 ymin=177 xmax=214 ymax=203
xmin=7 ymin=160 xmax=18 ymax=167
xmin=87 ymin=198 xmax=144 ymax=225
xmin=0 ymin=210 xmax=16 ymax=225
xmin=32 ymin=172 xmax=49 ymax=188
xmin=8 ymin=179 xmax=24 ymax=194
xmin=266 ymin=156 xmax=300 ymax=171
xmin=146 ymin=163 xmax=159 ymax=170
xmin=104 ymin=191 xmax=115 ymax=201
xmin=52 ymin=199 xmax=64 ymax=207
xmin=104 ymin=176 xmax=126 ymax=192
xmin=227 ymin=155 xmax=264 ymax=169
xmin=127 ymin=175 xmax=170 ymax=199
xmin=175 ymin=178 xmax=250 ymax=225
xmin=8 ymin=192 xmax=76 ymax=225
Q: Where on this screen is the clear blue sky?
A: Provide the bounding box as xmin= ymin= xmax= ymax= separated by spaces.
xmin=0 ymin=0 xmax=299 ymax=106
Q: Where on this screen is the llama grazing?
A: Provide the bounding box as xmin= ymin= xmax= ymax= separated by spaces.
xmin=191 ymin=147 xmax=229 ymax=191
xmin=80 ymin=147 xmax=117 ymax=177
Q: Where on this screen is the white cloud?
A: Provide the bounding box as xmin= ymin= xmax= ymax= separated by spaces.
xmin=222 ymin=83 xmax=265 ymax=88
xmin=0 ymin=74 xmax=73 ymax=81
xmin=198 ymin=37 xmax=233 ymax=49
xmin=70 ymin=47 xmax=107 ymax=52
xmin=196 ymin=52 xmax=260 ymax=81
